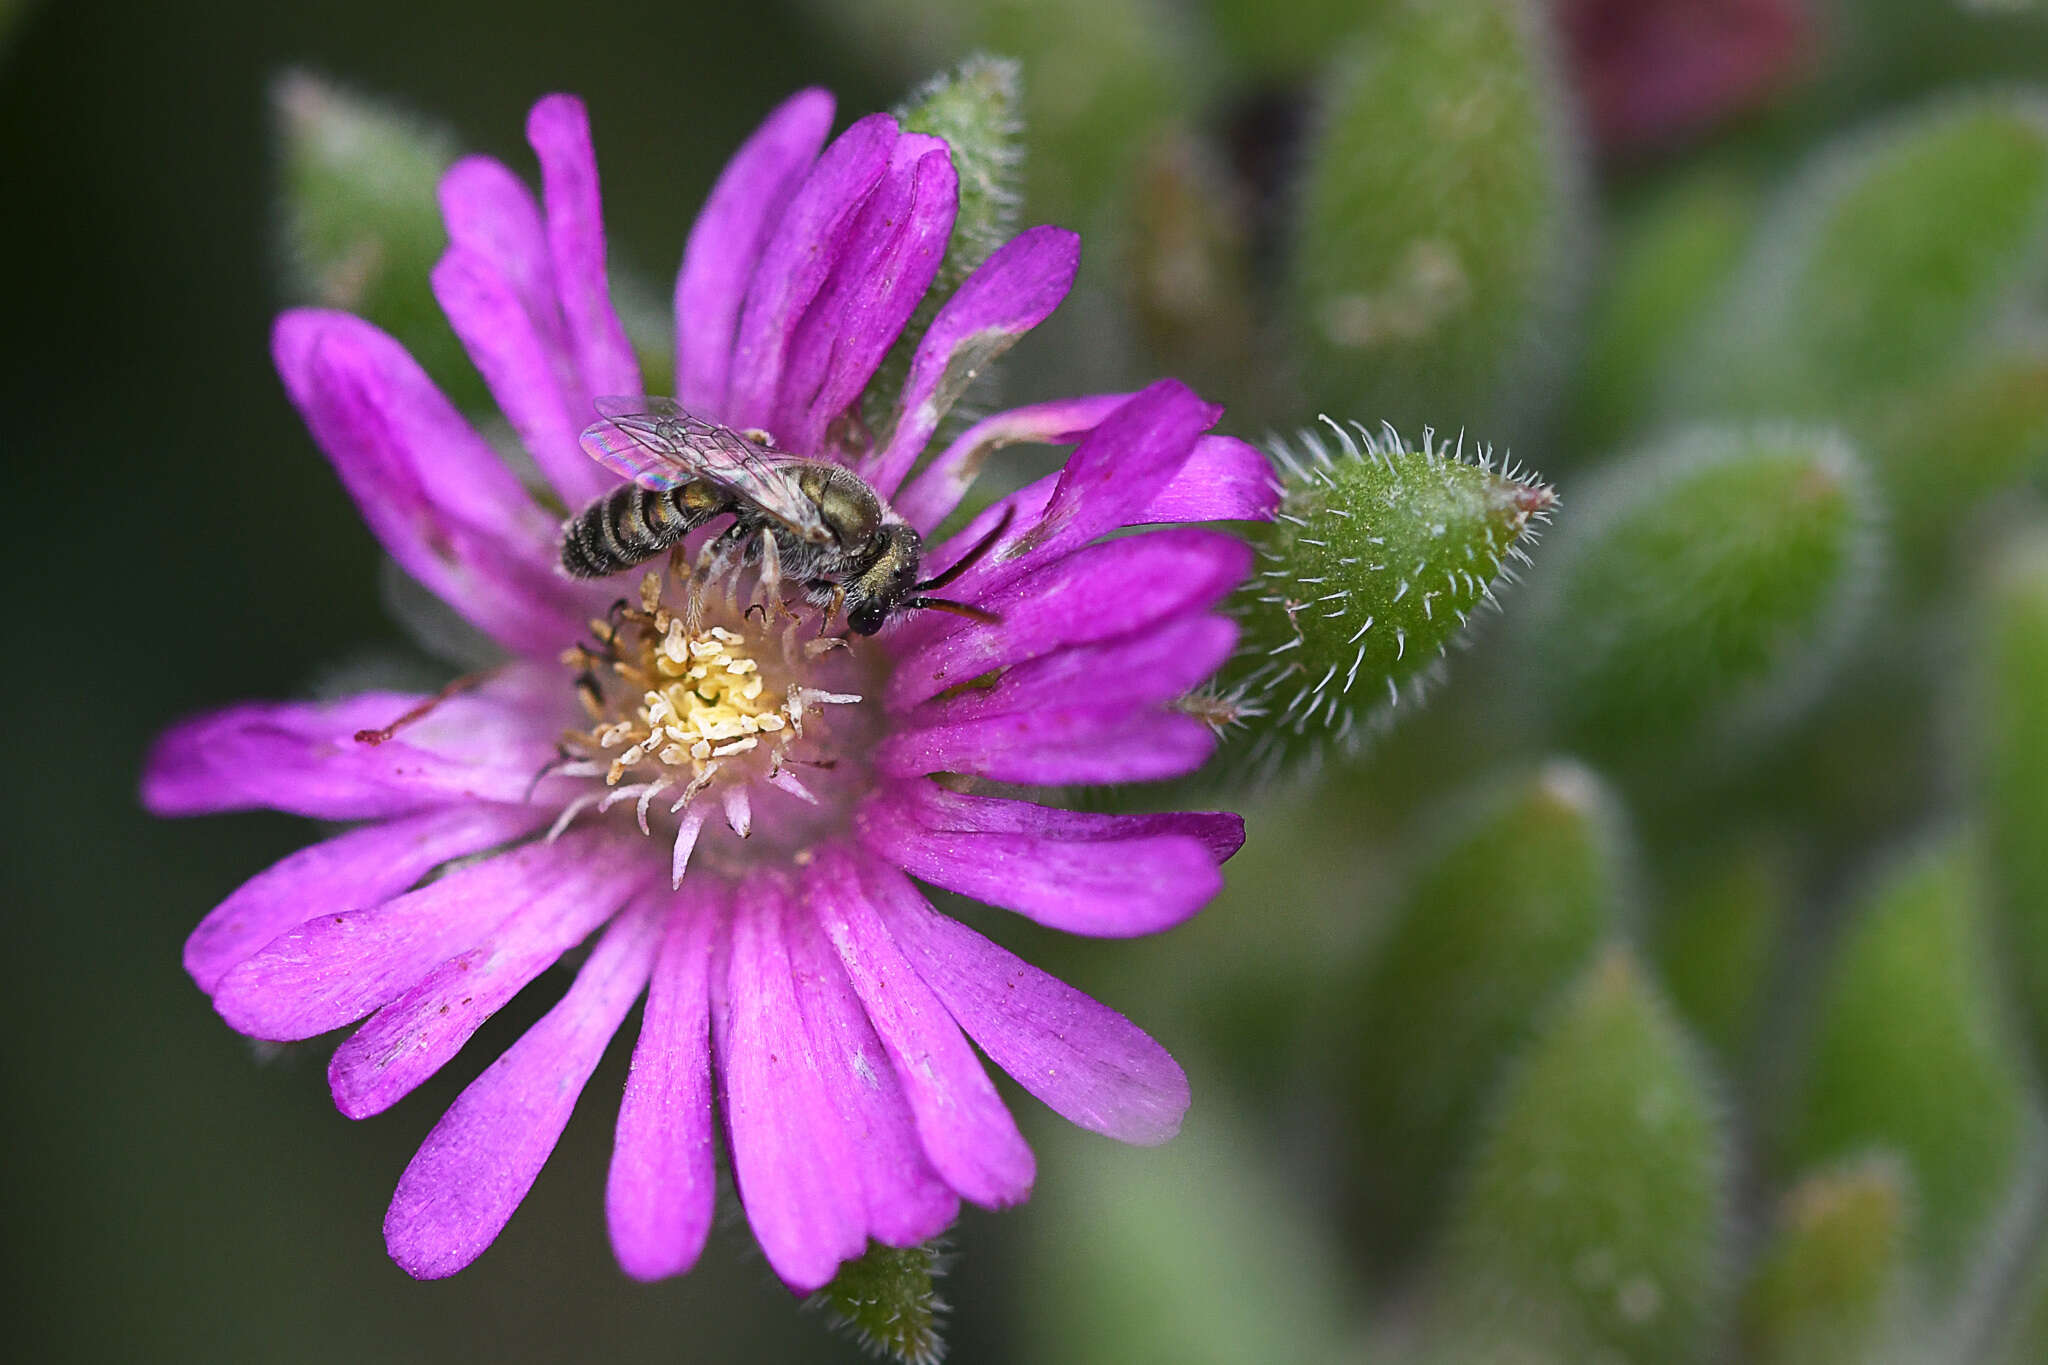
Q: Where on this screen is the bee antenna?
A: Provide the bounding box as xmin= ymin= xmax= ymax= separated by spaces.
xmin=910 ymin=597 xmax=1002 ymax=625
xmin=916 ymin=505 xmax=1016 ymax=592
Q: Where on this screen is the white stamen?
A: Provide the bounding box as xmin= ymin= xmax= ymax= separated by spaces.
xmin=723 ymin=785 xmax=753 ymax=839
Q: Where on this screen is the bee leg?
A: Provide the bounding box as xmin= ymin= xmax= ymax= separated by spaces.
xmin=748 ymin=528 xmax=786 ymax=625
xmin=818 ymin=583 xmax=846 ymax=637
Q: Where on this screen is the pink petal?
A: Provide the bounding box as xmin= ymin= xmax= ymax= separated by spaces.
xmin=607 ymin=883 xmax=725 ymax=1281
xmin=384 ymin=899 xmax=662 ymax=1279
xmin=432 ymin=246 xmax=606 ymax=509
xmin=271 ymin=310 xmax=591 ymax=656
xmin=784 ymin=875 xmax=959 ymax=1247
xmin=858 ymin=785 xmax=1222 ymax=936
xmin=527 ymin=95 xmax=641 ymax=405
xmin=863 ymin=861 xmax=1191 ymax=1144
xmin=862 ymin=225 xmax=1081 ymax=496
xmin=183 ymin=803 xmax=546 ymax=994
xmin=898 ymin=380 xmax=1220 ymax=618
xmin=886 ymin=528 xmax=1252 ymax=712
xmin=876 ymin=706 xmax=1217 ymax=786
xmin=676 ymin=89 xmax=835 ymax=414
xmin=328 ymin=854 xmax=659 ymax=1118
xmin=909 ymin=612 xmax=1238 ymax=728
xmin=1145 ymin=435 xmax=1282 ymax=524
xmin=717 ymin=876 xmax=869 ymax=1292
xmin=894 ymin=394 xmax=1132 ymax=533
xmin=775 ymin=137 xmax=958 ymax=453
xmin=882 ymin=779 xmax=1245 ymax=866
xmin=808 ymin=849 xmax=1035 ymax=1208
xmin=211 ymin=829 xmax=630 ymax=1041
xmin=724 ymin=113 xmax=898 ymax=434
xmin=438 ymin=154 xmax=555 ymax=327
xmin=141 ymin=679 xmax=568 ymax=820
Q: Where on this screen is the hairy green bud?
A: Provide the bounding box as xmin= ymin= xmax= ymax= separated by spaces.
xmin=1517 ymin=426 xmax=1880 ymax=776
xmin=1971 ymin=530 xmax=2048 ymax=1084
xmin=1781 ymin=837 xmax=2031 ymax=1297
xmin=1739 ymin=1156 xmax=1915 ymax=1365
xmin=863 ymin=55 xmax=1026 ymax=440
xmin=271 ymin=71 xmax=479 ymax=408
xmin=1290 ymin=0 xmax=1586 ymax=440
xmin=1338 ymin=761 xmax=1624 ymax=1260
xmin=1224 ymin=421 xmax=1554 ymax=779
xmin=809 ymin=1241 xmax=948 ymax=1365
xmin=1671 ymin=93 xmax=2048 ymax=419
xmin=1428 ymin=946 xmax=1733 ymax=1365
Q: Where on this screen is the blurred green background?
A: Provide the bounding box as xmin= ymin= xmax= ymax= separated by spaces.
xmin=17 ymin=1 xmax=2048 ymax=1362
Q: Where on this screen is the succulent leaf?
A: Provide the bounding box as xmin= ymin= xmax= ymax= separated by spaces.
xmin=1338 ymin=761 xmax=1625 ymax=1258
xmin=1428 ymin=946 xmax=1733 ymax=1365
xmin=1781 ymin=836 xmax=2034 ymax=1297
xmin=1739 ymin=1156 xmax=1916 ymax=1365
xmin=1290 ymin=0 xmax=1587 ymax=440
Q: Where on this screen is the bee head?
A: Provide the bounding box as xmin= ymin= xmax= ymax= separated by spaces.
xmin=847 ymin=526 xmax=926 ymax=636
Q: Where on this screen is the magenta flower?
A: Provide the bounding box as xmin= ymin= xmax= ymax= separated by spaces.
xmin=142 ymin=89 xmax=1275 ymax=1289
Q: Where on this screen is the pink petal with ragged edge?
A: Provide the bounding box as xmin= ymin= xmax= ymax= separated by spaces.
xmin=676 ymin=89 xmax=835 ymax=415
xmin=775 ymin=137 xmax=957 ymax=454
xmin=863 ymin=861 xmax=1190 ymax=1144
xmin=183 ymin=803 xmax=547 ymax=993
xmin=909 ymin=612 xmax=1237 ymax=728
xmin=432 ymin=246 xmax=604 ymax=509
xmin=141 ymin=685 xmax=567 ymax=820
xmin=384 ymin=898 xmax=663 ymax=1279
xmin=718 ymin=876 xmax=870 ymax=1292
xmin=895 ymin=394 xmax=1132 ymax=533
xmin=876 ymin=706 xmax=1216 ymax=786
xmin=861 ymin=225 xmax=1081 ymax=497
xmin=527 ymin=95 xmax=641 ymax=407
xmin=784 ymin=874 xmax=959 ymax=1247
xmin=894 ymin=381 xmax=1218 ymax=629
xmin=723 ymin=114 xmax=898 ymax=434
xmin=272 ymin=311 xmax=594 ymax=656
xmin=886 ymin=528 xmax=1252 ymax=712
xmin=211 ymin=829 xmax=627 ymax=1041
xmin=608 ymin=882 xmax=724 ymax=1281
xmin=857 ymin=786 xmax=1222 ymax=936
xmin=809 ymin=849 xmax=1035 ymax=1208
xmin=329 ymin=854 xmax=660 ymax=1118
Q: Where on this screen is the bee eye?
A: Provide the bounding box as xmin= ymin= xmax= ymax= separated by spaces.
xmin=850 ymin=603 xmax=886 ymax=636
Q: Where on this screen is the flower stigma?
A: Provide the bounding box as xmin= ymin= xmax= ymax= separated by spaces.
xmin=550 ymin=558 xmax=867 ymax=885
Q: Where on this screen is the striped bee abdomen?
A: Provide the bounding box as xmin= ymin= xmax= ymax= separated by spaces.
xmin=561 ymin=482 xmax=722 ymax=579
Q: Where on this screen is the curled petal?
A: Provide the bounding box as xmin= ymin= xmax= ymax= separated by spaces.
xmin=724 ymin=114 xmax=898 ymax=433
xmin=183 ymin=803 xmax=547 ymax=994
xmin=676 ymin=89 xmax=835 ymax=413
xmin=885 ymin=779 xmax=1245 ymax=866
xmin=862 ymin=862 xmax=1191 ymax=1144
xmin=608 ymin=884 xmax=725 ymax=1281
xmin=857 ymin=786 xmax=1222 ymax=937
xmin=862 ymin=226 xmax=1081 ymax=496
xmin=776 ymin=137 xmax=957 ymax=453
xmin=894 ymin=394 xmax=1132 ymax=534
xmin=383 ymin=899 xmax=663 ymax=1279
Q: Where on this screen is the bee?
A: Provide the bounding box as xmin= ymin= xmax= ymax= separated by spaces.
xmin=560 ymin=397 xmax=1000 ymax=635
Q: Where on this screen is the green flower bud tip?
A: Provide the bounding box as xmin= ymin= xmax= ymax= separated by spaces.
xmin=1739 ymin=1155 xmax=1912 ymax=1365
xmin=1224 ymin=417 xmax=1555 ymax=778
xmin=809 ymin=1240 xmax=948 ymax=1365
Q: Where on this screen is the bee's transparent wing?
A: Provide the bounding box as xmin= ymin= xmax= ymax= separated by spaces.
xmin=580 ymin=396 xmax=832 ymax=544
